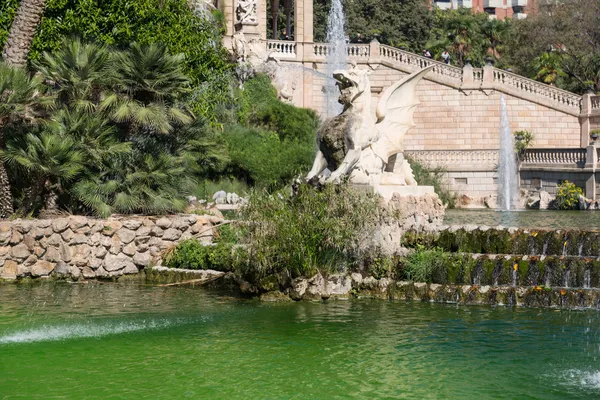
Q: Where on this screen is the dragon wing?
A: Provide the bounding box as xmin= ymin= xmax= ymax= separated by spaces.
xmin=372 ymin=66 xmax=434 ymax=162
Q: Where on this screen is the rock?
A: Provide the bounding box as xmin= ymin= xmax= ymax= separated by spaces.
xmin=89 ymin=232 xmax=102 ymax=246
xmin=104 ymin=253 xmax=135 ymax=272
xmin=1 ymin=260 xmax=17 ymax=279
xmin=109 ymin=236 xmax=122 ymax=255
xmin=68 ymin=264 xmax=81 ymax=280
xmin=31 ymin=260 xmax=55 ymax=277
xmin=11 ymin=244 xmax=31 ymax=260
xmin=0 ymin=223 xmax=11 ymax=244
xmin=456 ymin=194 xmax=473 ymax=207
xmin=212 ymin=190 xmax=226 ymax=201
xmin=52 ymin=219 xmax=70 ymax=233
xmin=90 ymin=257 xmax=103 ymax=270
xmin=101 ymin=221 xmax=122 ymax=236
xmin=81 ymin=267 xmax=95 ymax=279
xmin=484 ymin=195 xmax=498 ymax=209
xmin=72 ymin=234 xmax=88 ymax=245
xmin=260 ymin=291 xmax=292 ymax=302
xmin=17 ymin=264 xmax=30 ymax=277
xmin=122 ymin=242 xmax=137 ymax=256
xmin=94 ymin=245 xmax=108 ymax=259
xmin=122 ymin=219 xmax=143 ymax=230
xmin=0 ymin=246 xmax=9 ymax=258
xmin=54 ymin=261 xmax=69 ymax=276
xmin=45 ymin=246 xmax=61 ymax=262
xmin=9 ymin=230 xmax=23 ymax=244
xmin=327 ymin=274 xmax=352 ymax=295
xmin=151 ymin=226 xmax=164 ymax=237
xmin=526 ymin=193 xmax=540 ymax=209
xmin=123 ymin=263 xmax=139 ymax=275
xmin=31 ymin=227 xmax=45 ymax=239
xmin=135 ymin=235 xmax=151 ymax=245
xmin=156 ymin=217 xmax=172 ymax=229
xmin=23 ymin=234 xmax=36 ymax=250
xmin=47 ymin=233 xmax=62 ymax=246
xmin=60 ymin=229 xmax=74 ymax=242
xmin=24 ymin=255 xmax=38 ymax=266
xmin=162 ymin=228 xmax=182 ymax=241
xmin=289 ymin=278 xmax=308 ymax=300
xmin=539 ymin=191 xmax=553 ymax=210
xmin=226 ymin=192 xmax=240 ymax=205
xmin=95 ymin=267 xmax=109 ymax=278
xmin=14 ymin=220 xmax=33 ymax=233
xmin=305 ymin=273 xmax=327 ymax=301
xmin=116 ymin=228 xmax=136 ymax=244
xmin=68 ymin=216 xmax=88 ymax=231
xmin=59 ymin=242 xmax=72 ymax=262
xmin=351 ymin=272 xmax=363 ymax=285
xmin=133 ymin=252 xmax=152 ymax=267
xmin=137 ymin=226 xmax=152 ymax=237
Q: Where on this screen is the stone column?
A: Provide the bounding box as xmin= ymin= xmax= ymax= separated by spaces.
xmin=581 ymin=92 xmax=593 ymax=148
xmin=271 ymin=0 xmax=279 ymax=39
xmin=295 ymin=0 xmax=313 ymax=43
xmin=369 ymin=38 xmax=380 ymax=62
xmin=284 ymin=0 xmax=292 ymax=37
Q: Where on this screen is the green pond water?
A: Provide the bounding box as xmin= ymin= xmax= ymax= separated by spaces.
xmin=444 ymin=209 xmax=600 ymax=230
xmin=2 ymin=283 xmax=600 ymax=399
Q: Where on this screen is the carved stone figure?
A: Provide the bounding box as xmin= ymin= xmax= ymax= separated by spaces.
xmin=232 ymin=30 xmax=248 ymax=62
xmin=236 ymin=0 xmax=258 ymax=25
xmin=306 ymin=64 xmax=434 ymax=195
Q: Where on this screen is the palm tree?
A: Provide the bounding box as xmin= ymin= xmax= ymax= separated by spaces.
xmin=4 ymin=132 xmax=83 ymax=213
xmin=35 ymin=38 xmax=115 ymax=112
xmin=0 ymin=62 xmax=53 ymax=217
xmin=482 ymin=19 xmax=509 ymax=60
xmin=2 ymin=0 xmax=47 ymax=67
xmin=102 ymin=43 xmax=194 ymax=135
xmin=533 ymin=52 xmax=567 ymax=85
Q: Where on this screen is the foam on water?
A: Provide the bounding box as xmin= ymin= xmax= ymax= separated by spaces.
xmin=0 ymin=317 xmax=192 ymax=344
xmin=557 ymin=369 xmax=600 ymax=390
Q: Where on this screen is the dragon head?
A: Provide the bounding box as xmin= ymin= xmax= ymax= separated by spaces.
xmin=333 ymin=64 xmax=370 ymax=106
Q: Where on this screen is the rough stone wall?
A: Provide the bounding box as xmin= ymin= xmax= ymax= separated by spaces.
xmin=0 ymin=214 xmax=219 ymax=281
xmin=309 ymin=64 xmax=581 ymax=150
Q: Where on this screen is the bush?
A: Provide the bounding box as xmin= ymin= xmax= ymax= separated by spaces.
xmin=401 ymin=246 xmax=447 ymax=283
xmin=163 ymin=239 xmax=235 ymax=271
xmin=237 ymin=183 xmax=379 ymax=282
xmin=554 ymin=180 xmax=583 ymax=210
xmin=407 ymin=156 xmax=455 ymax=208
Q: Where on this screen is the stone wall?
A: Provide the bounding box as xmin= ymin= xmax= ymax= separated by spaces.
xmin=0 ymin=214 xmax=220 ymax=281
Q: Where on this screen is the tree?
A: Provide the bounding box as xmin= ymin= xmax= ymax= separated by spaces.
xmin=507 ymin=0 xmax=600 ymax=93
xmin=313 ymin=0 xmax=432 ymax=51
xmin=0 ymin=62 xmax=53 ymax=217
xmin=1 ymin=0 xmax=46 ymax=66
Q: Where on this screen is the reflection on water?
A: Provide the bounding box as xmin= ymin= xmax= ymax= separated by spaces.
xmin=1 ymin=283 xmax=600 ymax=399
xmin=445 ymin=209 xmax=600 ymax=229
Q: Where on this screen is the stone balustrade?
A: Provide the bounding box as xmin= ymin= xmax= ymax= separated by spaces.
xmin=406 ymin=150 xmax=499 ymax=169
xmin=521 ymin=148 xmax=587 ymax=167
xmin=592 ymin=95 xmax=600 ymax=113
xmin=492 ymin=69 xmax=581 ymax=111
xmin=267 ymin=40 xmax=297 ymax=58
xmin=0 ymin=214 xmax=220 ymax=281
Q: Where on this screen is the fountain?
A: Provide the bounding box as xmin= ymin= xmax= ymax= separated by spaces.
xmin=324 ymin=0 xmax=347 ymax=117
xmin=497 ymin=96 xmax=519 ymax=211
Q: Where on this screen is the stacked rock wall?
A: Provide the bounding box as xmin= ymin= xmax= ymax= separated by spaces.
xmin=0 ymin=214 xmax=220 ymax=281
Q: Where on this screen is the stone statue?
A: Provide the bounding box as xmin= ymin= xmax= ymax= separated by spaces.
xmin=236 ymin=0 xmax=258 ymax=25
xmin=232 ymin=30 xmax=248 ymax=62
xmin=306 ymin=64 xmax=434 ymax=197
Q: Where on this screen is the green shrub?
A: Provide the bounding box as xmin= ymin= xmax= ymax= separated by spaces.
xmin=554 ymin=180 xmax=583 ymax=210
xmin=407 ymin=156 xmax=455 ymax=208
xmin=163 ymin=239 xmax=234 ymax=271
xmin=401 ymin=246 xmax=447 ymax=283
xmin=514 ymin=130 xmax=535 ymax=161
xmin=237 ymin=183 xmax=379 ymax=282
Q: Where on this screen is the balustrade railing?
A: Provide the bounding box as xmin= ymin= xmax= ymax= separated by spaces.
xmin=591 ymin=95 xmax=600 ymax=111
xmin=492 ymin=69 xmax=581 ymax=111
xmin=378 ymin=44 xmax=463 ymax=83
xmin=405 ymin=150 xmax=498 ymax=166
xmin=521 ymin=148 xmax=586 ymax=166
xmin=267 ymin=40 xmax=297 ymax=58
xmin=310 ymin=43 xmax=370 ymax=58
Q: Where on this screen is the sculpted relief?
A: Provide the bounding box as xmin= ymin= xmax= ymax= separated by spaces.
xmin=236 ymin=0 xmax=258 ymax=25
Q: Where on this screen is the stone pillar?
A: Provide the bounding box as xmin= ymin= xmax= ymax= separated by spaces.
xmin=295 ymin=0 xmax=313 ymax=43
xmin=369 ymin=38 xmax=380 ymax=61
xmin=462 ymin=60 xmax=474 ymax=86
xmin=585 ymin=144 xmax=597 ymax=199
xmin=271 ymin=0 xmax=279 ymax=39
xmin=581 ymin=92 xmax=593 ymax=148
xmin=284 ymin=0 xmax=292 ymax=37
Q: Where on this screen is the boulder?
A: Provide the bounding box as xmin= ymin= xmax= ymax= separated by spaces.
xmin=45 ymin=246 xmax=61 ymax=262
xmin=327 ymin=274 xmax=352 ymax=296
xmin=526 ymin=193 xmax=540 ymax=209
xmin=31 ymin=260 xmax=55 ymax=277
xmin=122 ymin=219 xmax=143 ymax=230
xmin=54 ymin=261 xmax=69 ymax=276
xmin=9 ymin=230 xmax=23 ymax=244
xmin=81 ymin=267 xmax=95 ymax=279
xmin=162 ymin=228 xmax=182 ymax=241
xmin=122 ymin=242 xmax=137 ymax=256
xmin=289 ymin=278 xmax=308 ymax=300
xmin=484 ymin=195 xmax=498 ymax=209
xmin=133 ymin=252 xmax=152 ymax=267
xmin=68 ymin=264 xmax=81 ymax=280
xmin=69 ymin=216 xmax=89 ymax=230
xmin=104 ymin=253 xmax=135 ymax=272
xmin=155 ymin=217 xmax=172 ymax=229
xmin=212 ymin=190 xmax=226 ymax=201
xmin=10 ymin=244 xmax=31 ymax=260
xmin=116 ymin=228 xmax=136 ymax=244
xmin=52 ymin=218 xmax=70 ymax=233
xmin=1 ymin=260 xmax=17 ymax=279
xmin=539 ymin=191 xmax=553 ymax=210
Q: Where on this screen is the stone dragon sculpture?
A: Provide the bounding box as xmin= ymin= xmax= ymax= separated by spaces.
xmin=306 ymin=64 xmax=433 ymax=189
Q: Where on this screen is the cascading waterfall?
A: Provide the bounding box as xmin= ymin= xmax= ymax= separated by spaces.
xmin=324 ymin=0 xmax=347 ymax=118
xmin=497 ymin=96 xmax=519 ymax=210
